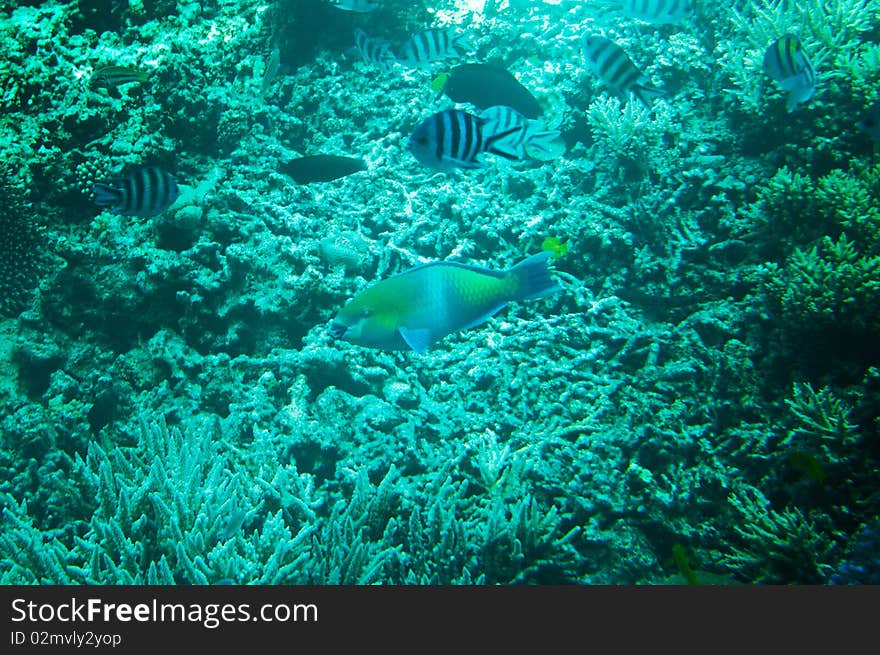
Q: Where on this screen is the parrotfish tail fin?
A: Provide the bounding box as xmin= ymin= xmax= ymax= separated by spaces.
xmin=485 ymin=125 xmax=528 ymax=161
xmin=509 ymin=251 xmax=562 ymax=302
xmin=632 ymin=82 xmax=666 ymax=108
xmin=92 ymin=181 xmax=122 ymax=208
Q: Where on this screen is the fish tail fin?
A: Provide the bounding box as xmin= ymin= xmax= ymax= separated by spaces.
xmin=484 ymin=124 xmax=527 ymax=161
xmin=523 ymin=120 xmax=565 ymax=160
xmin=632 ymin=82 xmax=666 ymax=108
xmin=508 ymin=251 xmax=561 ymax=302
xmin=451 ymin=30 xmax=473 ymax=56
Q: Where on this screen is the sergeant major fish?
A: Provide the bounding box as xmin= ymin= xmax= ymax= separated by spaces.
xmin=408 ymin=108 xmax=525 ymax=171
xmin=398 ymin=28 xmax=469 ymax=69
xmin=582 ymin=34 xmax=665 ymax=107
xmin=329 ymin=252 xmax=561 ymax=353
xmin=93 ymin=166 xmax=180 ymax=217
xmin=354 ymin=28 xmax=396 ymax=72
xmin=479 ymin=105 xmax=565 ymax=161
xmin=763 ymin=34 xmax=816 ymax=112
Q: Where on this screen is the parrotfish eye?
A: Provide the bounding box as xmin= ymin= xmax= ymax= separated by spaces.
xmin=360 ymin=308 xmax=373 ymax=318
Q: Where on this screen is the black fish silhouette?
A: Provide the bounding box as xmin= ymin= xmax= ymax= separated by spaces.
xmin=433 ymin=63 xmax=542 ymax=119
xmin=279 ymin=155 xmax=367 ymax=184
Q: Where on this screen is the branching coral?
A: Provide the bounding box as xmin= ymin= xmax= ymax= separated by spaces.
xmin=717 ymin=0 xmax=880 ymax=112
xmin=720 ymin=485 xmax=838 ymax=583
xmin=763 ymin=234 xmax=880 ymax=333
xmin=782 ymin=382 xmax=859 ymax=455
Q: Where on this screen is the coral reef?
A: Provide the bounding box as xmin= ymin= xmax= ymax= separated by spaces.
xmin=0 ymin=0 xmax=879 ymax=585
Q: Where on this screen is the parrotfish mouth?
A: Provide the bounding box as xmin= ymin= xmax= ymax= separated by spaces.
xmin=329 ymin=323 xmax=347 ymax=340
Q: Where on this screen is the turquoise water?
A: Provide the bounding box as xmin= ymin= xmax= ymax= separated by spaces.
xmin=1 ymin=0 xmax=879 ymax=584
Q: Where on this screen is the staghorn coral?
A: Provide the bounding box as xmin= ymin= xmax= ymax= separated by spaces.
xmin=1 ymin=0 xmax=879 ymax=588
xmin=761 ymin=235 xmax=880 ymax=341
xmin=719 ymin=485 xmax=839 ymax=583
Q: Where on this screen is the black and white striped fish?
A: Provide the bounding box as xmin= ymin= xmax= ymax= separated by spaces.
xmin=479 ymin=106 xmax=565 ymax=161
xmin=398 ymin=28 xmax=469 ymax=69
xmin=582 ymin=34 xmax=665 ymax=107
xmin=763 ymin=34 xmax=816 ymax=112
xmin=354 ymin=29 xmax=396 ymax=72
xmin=407 ymin=109 xmax=524 ymax=171
xmin=93 ymin=166 xmax=180 ymax=217
xmin=597 ymin=0 xmax=695 ymax=24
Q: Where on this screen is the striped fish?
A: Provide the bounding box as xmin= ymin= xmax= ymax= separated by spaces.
xmin=582 ymin=34 xmax=665 ymax=107
xmin=479 ymin=106 xmax=565 ymax=161
xmin=763 ymin=34 xmax=816 ymax=112
xmin=354 ymin=29 xmax=396 ymax=72
xmin=599 ymin=0 xmax=695 ymax=24
xmin=398 ymin=28 xmax=469 ymax=69
xmin=407 ymin=109 xmax=525 ymax=171
xmin=93 ymin=166 xmax=180 ymax=217
xmin=89 ymin=65 xmax=149 ymax=90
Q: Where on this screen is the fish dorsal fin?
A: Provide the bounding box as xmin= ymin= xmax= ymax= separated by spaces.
xmin=399 ymin=327 xmax=432 ymax=354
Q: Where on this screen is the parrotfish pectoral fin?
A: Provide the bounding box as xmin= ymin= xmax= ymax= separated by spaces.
xmin=399 ymin=327 xmax=432 ymax=354
xmin=460 ymin=303 xmax=508 ymax=332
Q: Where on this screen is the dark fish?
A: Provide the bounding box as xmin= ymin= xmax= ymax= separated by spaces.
xmin=582 ymin=34 xmax=665 ymax=107
xmin=93 ymin=166 xmax=179 ymax=217
xmin=279 ymin=155 xmax=367 ymax=184
xmin=407 ymin=108 xmax=524 ymax=171
xmin=432 ymin=63 xmax=543 ymax=120
xmin=90 ymin=65 xmax=149 ymax=89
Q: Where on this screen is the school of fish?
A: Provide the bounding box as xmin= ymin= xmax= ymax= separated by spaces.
xmin=84 ymin=0 xmax=877 ymax=354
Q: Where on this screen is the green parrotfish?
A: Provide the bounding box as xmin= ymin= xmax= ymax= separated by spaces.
xmin=330 ymin=252 xmax=561 ymax=353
